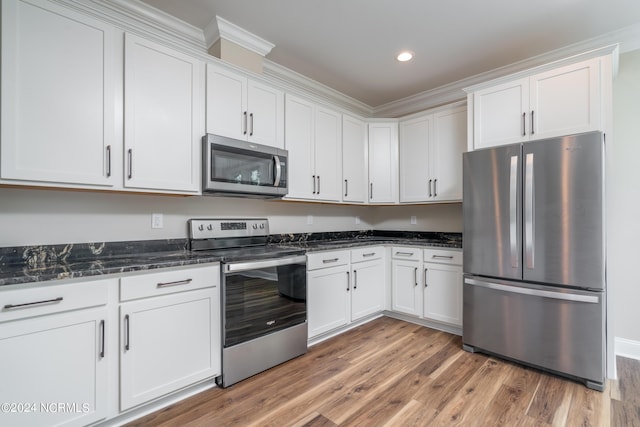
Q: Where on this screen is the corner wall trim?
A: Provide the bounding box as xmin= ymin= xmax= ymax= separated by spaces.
xmin=615 ymin=337 xmax=640 ymax=361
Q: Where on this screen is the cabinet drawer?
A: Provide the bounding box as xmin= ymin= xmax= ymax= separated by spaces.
xmin=351 ymin=246 xmax=384 ymax=263
xmin=391 ymin=247 xmax=422 ymax=261
xmin=307 ymin=250 xmax=350 ymax=270
xmin=423 ymin=248 xmax=462 ymax=265
xmin=0 ymin=278 xmax=110 ymax=323
xmin=120 ymin=264 xmax=219 ymax=301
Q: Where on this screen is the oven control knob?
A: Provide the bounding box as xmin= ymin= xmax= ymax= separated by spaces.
xmin=207 ymin=224 xmax=213 ymax=231
xmin=259 ymin=224 xmax=265 ymax=229
xmin=198 ymin=224 xmax=204 ymax=231
xmin=252 ymin=224 xmax=258 ymax=229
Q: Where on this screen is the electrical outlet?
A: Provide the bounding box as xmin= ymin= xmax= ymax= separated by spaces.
xmin=307 ymin=215 xmax=313 ymax=225
xmin=151 ymin=213 xmax=164 ymax=229
xmin=410 ymin=215 xmax=417 ymax=225
xmin=355 ymin=216 xmax=361 ymax=225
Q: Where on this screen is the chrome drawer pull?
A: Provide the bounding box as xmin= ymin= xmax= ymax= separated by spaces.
xmin=395 ymin=251 xmax=414 ymax=256
xmin=4 ymin=297 xmax=63 ymax=310
xmin=362 ymin=252 xmax=376 ymax=257
xmin=322 ymin=258 xmax=339 ymax=264
xmin=432 ymin=255 xmax=454 ymax=259
xmin=156 ymin=278 xmax=193 ymax=288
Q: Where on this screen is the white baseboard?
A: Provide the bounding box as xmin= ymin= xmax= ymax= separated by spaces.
xmin=615 ymin=337 xmax=640 ymax=360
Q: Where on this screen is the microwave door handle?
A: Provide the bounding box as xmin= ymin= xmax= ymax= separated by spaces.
xmin=273 ymin=155 xmax=282 ymax=187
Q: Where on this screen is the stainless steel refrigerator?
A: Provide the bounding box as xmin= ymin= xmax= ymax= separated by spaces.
xmin=462 ymin=131 xmax=606 ymax=391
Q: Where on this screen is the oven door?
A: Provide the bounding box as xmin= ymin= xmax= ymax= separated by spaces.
xmin=221 ymin=255 xmax=307 ymax=348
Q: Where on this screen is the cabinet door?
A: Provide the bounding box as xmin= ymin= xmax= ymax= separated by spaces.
xmin=285 ymin=95 xmax=315 ymax=199
xmin=368 ymin=122 xmax=399 ymax=203
xmin=351 ymin=259 xmax=385 ymax=321
xmin=342 ymin=114 xmax=368 ymax=203
xmin=399 ymin=115 xmax=431 ymax=202
xmin=391 ymin=260 xmax=421 ymax=316
xmin=314 ymin=106 xmax=342 ymax=202
xmin=307 ymin=266 xmax=350 ymax=338
xmin=0 ymin=307 xmax=108 ymax=427
xmin=1 ymin=0 xmax=118 ymax=187
xmin=530 ymin=58 xmax=601 ymax=140
xmin=423 ymin=263 xmax=463 ymax=326
xmin=120 ymin=288 xmax=219 ymax=410
xmin=205 ymin=64 xmax=247 ymax=141
xmin=473 ymin=78 xmax=528 ymax=149
xmin=247 ymin=80 xmax=284 ymax=148
xmin=124 ymin=34 xmax=204 ymax=193
xmin=432 ymin=106 xmax=466 ymax=201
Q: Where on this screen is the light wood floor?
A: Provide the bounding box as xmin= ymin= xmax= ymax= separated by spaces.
xmin=127 ymin=317 xmax=640 ymax=427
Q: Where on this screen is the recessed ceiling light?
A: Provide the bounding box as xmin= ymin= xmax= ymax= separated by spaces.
xmin=396 ymin=51 xmax=414 ymax=62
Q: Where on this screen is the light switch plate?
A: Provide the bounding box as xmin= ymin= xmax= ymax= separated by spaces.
xmin=410 ymin=215 xmax=417 ymax=225
xmin=307 ymin=215 xmax=313 ymax=225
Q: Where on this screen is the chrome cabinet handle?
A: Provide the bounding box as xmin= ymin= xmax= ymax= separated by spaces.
xmin=531 ymin=110 xmax=535 ymax=135
xmin=414 ymin=267 xmax=418 ymax=286
xmin=106 ymin=145 xmax=111 ymax=177
xmin=317 ymin=176 xmax=320 ymax=194
xmin=249 ymin=112 xmax=254 ymax=136
xmin=156 ymin=278 xmax=192 ymax=288
xmin=124 ymin=314 xmax=130 ymax=351
xmin=322 ymin=258 xmax=339 ymax=264
xmin=312 ymin=175 xmax=316 ymax=194
xmin=344 ymin=179 xmax=348 ymax=197
xmin=370 ymin=183 xmax=373 ymax=200
xmin=127 ymin=149 xmax=133 ymax=179
xmin=100 ymin=320 xmax=106 ymax=359
xmin=363 ymin=252 xmax=376 ymax=257
xmin=346 ymin=271 xmax=350 ymax=291
xmin=429 ymin=179 xmax=433 ymax=197
xmin=432 ymin=255 xmax=454 ymax=259
xmin=522 ymin=112 xmax=526 ymax=136
xmin=395 ymin=251 xmax=414 ymax=257
xmin=424 ymin=269 xmax=428 ymax=287
xmin=4 ymin=297 xmax=63 ymax=310
xmin=353 ymin=270 xmax=358 ymax=289
xmin=243 ymin=111 xmax=248 ymax=135
xmin=434 ymin=179 xmax=437 ymax=197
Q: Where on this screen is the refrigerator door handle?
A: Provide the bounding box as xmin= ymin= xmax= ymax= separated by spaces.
xmin=509 ymin=155 xmax=518 ymax=268
xmin=525 ymin=153 xmax=535 ymax=270
xmin=464 ymin=278 xmax=599 ymax=304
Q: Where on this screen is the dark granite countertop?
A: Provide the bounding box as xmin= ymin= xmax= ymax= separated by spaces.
xmin=0 ymin=231 xmax=461 ymax=287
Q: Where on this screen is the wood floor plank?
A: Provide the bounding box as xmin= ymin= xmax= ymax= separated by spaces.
xmin=125 ymin=318 xmax=640 ymax=427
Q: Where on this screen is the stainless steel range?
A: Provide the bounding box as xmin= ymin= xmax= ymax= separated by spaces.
xmin=189 ymin=218 xmax=307 ymax=388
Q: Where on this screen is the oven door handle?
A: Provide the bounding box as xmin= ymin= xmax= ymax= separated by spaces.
xmin=224 ymin=255 xmax=307 ymax=273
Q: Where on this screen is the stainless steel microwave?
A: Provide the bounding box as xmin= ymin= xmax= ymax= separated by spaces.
xmin=202 ymin=134 xmax=288 ymax=198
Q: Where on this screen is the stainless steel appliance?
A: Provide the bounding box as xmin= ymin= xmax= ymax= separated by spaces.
xmin=189 ymin=218 xmax=307 ymax=388
xmin=202 ymin=134 xmax=288 ymax=198
xmin=462 ymin=131 xmax=606 ymax=391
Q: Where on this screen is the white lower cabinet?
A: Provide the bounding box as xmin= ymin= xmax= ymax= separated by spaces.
xmin=390 ymin=247 xmax=422 ymax=316
xmin=307 ymin=248 xmax=385 ymax=339
xmin=391 ymin=247 xmax=463 ymax=328
xmin=0 ymin=279 xmax=112 ymax=427
xmin=119 ymin=265 xmax=220 ymax=411
xmin=423 ymin=249 xmax=463 ymax=326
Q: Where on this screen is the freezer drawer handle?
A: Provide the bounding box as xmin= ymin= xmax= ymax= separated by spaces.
xmin=464 ymin=278 xmax=599 ymax=304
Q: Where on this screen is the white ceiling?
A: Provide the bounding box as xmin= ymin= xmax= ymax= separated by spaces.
xmin=140 ymin=0 xmax=640 ymax=107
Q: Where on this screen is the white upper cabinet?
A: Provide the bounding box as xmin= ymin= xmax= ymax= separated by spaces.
xmin=368 ymin=121 xmax=399 ymax=204
xmin=206 ymin=64 xmax=284 ymax=149
xmin=469 ymin=57 xmax=603 ymax=150
xmin=399 ymin=104 xmax=466 ymax=203
xmin=124 ymin=34 xmax=204 ymax=193
xmin=342 ymin=114 xmax=368 ymax=203
xmin=1 ymin=0 xmax=119 ymax=187
xmin=285 ymin=94 xmax=342 ymax=202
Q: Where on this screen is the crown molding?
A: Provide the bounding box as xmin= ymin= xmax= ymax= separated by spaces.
xmin=205 ymin=16 xmax=275 ymax=56
xmin=263 ymin=60 xmax=373 ymax=117
xmin=374 ymin=23 xmax=640 ymax=117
